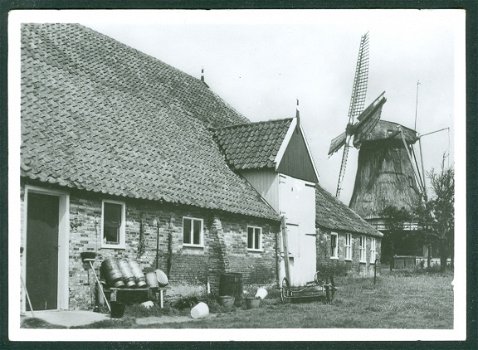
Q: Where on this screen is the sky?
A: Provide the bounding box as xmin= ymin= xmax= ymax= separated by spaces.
xmin=7 ymin=10 xmax=467 ymax=341
xmin=76 ymin=10 xmax=463 ymax=204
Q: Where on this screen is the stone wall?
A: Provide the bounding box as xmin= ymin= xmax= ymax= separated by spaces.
xmin=21 ymin=184 xmax=280 ymax=310
xmin=316 ymin=227 xmax=381 ymax=277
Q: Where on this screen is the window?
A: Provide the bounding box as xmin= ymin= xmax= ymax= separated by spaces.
xmin=101 ymin=200 xmax=126 ymax=248
xmin=370 ymin=238 xmax=377 ymax=263
xmin=247 ymin=226 xmax=262 ymax=251
xmin=183 ymin=217 xmax=203 ymax=246
xmin=345 ymin=233 xmax=352 ymax=260
xmin=330 ymin=232 xmax=338 ymax=259
xmin=359 ymin=235 xmax=366 ymax=263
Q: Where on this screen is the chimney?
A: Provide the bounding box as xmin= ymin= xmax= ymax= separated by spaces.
xmin=201 ymin=68 xmax=205 ymax=82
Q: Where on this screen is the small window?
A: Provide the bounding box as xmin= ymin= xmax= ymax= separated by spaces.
xmin=183 ymin=217 xmax=203 ymax=246
xmin=247 ymin=226 xmax=262 ymax=251
xmin=101 ymin=200 xmax=126 ymax=249
xmin=359 ymin=235 xmax=367 ymax=263
xmin=330 ymin=232 xmax=338 ymax=259
xmin=370 ymin=238 xmax=377 ymax=263
xmin=345 ymin=233 xmax=352 ymax=260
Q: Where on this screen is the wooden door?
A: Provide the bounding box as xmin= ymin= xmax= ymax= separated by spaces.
xmin=279 ymin=175 xmax=317 ymax=286
xmin=26 ymin=192 xmax=60 ymax=310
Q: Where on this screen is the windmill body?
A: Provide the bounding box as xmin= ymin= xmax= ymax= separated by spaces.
xmin=349 ymin=120 xmax=421 ymax=222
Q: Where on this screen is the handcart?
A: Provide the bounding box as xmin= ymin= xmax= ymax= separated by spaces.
xmin=280 ymin=271 xmax=337 ymax=303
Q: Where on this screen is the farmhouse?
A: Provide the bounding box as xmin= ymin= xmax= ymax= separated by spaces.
xmin=20 ymin=23 xmax=381 ymax=312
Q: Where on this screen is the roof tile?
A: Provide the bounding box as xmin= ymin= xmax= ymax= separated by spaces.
xmin=21 ymin=23 xmax=279 ymax=221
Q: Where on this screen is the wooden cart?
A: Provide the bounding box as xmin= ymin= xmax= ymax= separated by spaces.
xmin=280 ymin=271 xmax=337 ymax=303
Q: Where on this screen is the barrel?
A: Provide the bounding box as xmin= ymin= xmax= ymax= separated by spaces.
xmin=155 ymin=269 xmax=169 ymax=287
xmin=219 ymin=273 xmax=243 ymax=306
xmin=101 ymin=258 xmax=125 ymax=288
xmin=145 ymin=271 xmax=159 ymax=289
xmin=128 ymin=260 xmax=147 ymax=287
xmin=118 ymin=259 xmax=136 ymax=287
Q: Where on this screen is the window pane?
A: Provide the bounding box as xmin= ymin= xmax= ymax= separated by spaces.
xmin=104 ymin=203 xmax=122 ymax=244
xmin=247 ymin=227 xmax=253 ymax=249
xmin=193 ymin=220 xmax=201 ymax=245
xmin=183 ymin=218 xmax=191 ymax=244
xmin=254 ymin=228 xmax=260 ymax=249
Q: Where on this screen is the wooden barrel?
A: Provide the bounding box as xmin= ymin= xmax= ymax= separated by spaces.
xmin=155 ymin=269 xmax=169 ymax=287
xmin=118 ymin=259 xmax=136 ymax=287
xmin=101 ymin=258 xmax=125 ymax=288
xmin=219 ymin=273 xmax=243 ymax=306
xmin=128 ymin=260 xmax=147 ymax=287
xmin=145 ymin=272 xmax=159 ymax=289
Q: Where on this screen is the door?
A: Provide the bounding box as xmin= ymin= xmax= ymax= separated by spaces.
xmin=26 ymin=192 xmax=60 ymax=310
xmin=278 ymin=174 xmax=317 ymax=286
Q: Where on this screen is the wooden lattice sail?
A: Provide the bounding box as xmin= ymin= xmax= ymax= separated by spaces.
xmin=349 ymin=120 xmax=422 ymax=221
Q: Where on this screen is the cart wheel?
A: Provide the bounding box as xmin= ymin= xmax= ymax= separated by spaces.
xmin=280 ymin=277 xmax=290 ymax=303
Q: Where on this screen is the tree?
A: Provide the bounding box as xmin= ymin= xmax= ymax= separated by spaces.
xmin=427 ymin=166 xmax=454 ymax=270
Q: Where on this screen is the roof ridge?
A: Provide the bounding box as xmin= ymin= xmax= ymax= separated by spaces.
xmin=212 ymin=117 xmax=293 ymax=130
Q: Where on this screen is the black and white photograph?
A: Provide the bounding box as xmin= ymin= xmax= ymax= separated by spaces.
xmin=7 ymin=9 xmax=466 ymax=341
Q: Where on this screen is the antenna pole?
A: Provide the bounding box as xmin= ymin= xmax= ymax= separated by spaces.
xmin=414 ymin=80 xmax=420 ymax=130
xmin=418 ymin=137 xmax=428 ymax=201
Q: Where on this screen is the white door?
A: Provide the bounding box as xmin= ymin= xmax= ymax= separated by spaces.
xmin=278 ymin=175 xmax=317 ymax=286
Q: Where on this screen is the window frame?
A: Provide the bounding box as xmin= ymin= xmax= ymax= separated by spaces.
xmin=101 ymin=199 xmax=126 ymax=249
xmin=330 ymin=232 xmax=338 ymax=259
xmin=182 ymin=217 xmax=204 ymax=247
xmin=359 ymin=235 xmax=367 ymax=263
xmin=247 ymin=226 xmax=263 ymax=252
xmin=370 ymin=237 xmax=377 ymax=264
xmin=345 ymin=233 xmax=352 ymax=261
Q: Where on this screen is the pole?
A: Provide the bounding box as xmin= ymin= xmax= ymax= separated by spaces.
xmin=281 ymin=216 xmax=291 ymax=283
xmin=418 ymin=138 xmax=428 ymax=201
xmin=154 ymin=219 xmax=160 ymax=269
xmin=89 ymin=260 xmax=111 ymax=312
xmin=414 ymin=80 xmax=420 ymax=130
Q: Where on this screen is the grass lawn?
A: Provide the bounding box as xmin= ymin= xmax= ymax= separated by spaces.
xmin=22 ymin=270 xmax=453 ymax=329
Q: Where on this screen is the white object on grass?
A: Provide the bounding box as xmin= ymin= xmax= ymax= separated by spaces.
xmin=191 ymin=302 xmax=209 ymax=319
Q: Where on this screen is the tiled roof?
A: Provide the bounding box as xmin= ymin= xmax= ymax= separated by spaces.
xmin=315 ymin=185 xmax=382 ymax=237
xmin=21 ymin=23 xmax=279 ymax=221
xmin=213 ymin=119 xmax=293 ymax=170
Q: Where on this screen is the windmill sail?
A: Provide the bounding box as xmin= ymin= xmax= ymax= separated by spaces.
xmin=328 ymin=132 xmax=346 ymax=155
xmin=335 ymin=32 xmax=370 ymax=198
xmin=353 ymin=92 xmax=386 ymax=146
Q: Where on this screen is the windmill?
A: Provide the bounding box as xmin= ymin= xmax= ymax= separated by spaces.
xmin=329 ymin=32 xmax=387 ymax=198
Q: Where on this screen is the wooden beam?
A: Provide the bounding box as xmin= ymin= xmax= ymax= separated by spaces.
xmin=281 ymin=216 xmax=291 ymax=283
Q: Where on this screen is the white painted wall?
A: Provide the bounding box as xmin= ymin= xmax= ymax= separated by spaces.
xmin=241 ymin=170 xmax=279 ymax=212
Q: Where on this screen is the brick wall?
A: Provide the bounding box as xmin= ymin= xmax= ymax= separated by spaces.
xmin=316 ymin=227 xmax=381 ymax=277
xmin=21 ymin=184 xmax=280 ymax=310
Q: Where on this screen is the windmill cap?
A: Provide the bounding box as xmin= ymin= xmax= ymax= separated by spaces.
xmin=359 ymin=120 xmax=418 ymax=144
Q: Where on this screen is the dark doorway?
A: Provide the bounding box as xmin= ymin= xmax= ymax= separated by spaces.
xmin=26 ymin=192 xmax=59 ymax=310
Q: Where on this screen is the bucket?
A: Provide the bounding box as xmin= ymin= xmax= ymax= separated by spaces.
xmin=255 ymin=287 xmax=268 ymax=300
xmin=110 ymin=301 xmax=125 ymax=318
xmin=118 ymin=259 xmax=136 ymax=287
xmin=218 ymin=295 xmax=235 ymax=310
xmin=101 ymin=258 xmax=125 ymax=288
xmin=245 ymin=297 xmax=261 ymax=309
xmin=219 ymin=273 xmax=243 ymax=306
xmin=145 ymin=271 xmax=159 ymax=289
xmin=155 ymin=269 xmax=169 ymax=287
xmin=190 ymin=302 xmax=209 ymax=319
xmin=128 ymin=260 xmax=147 ymax=287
